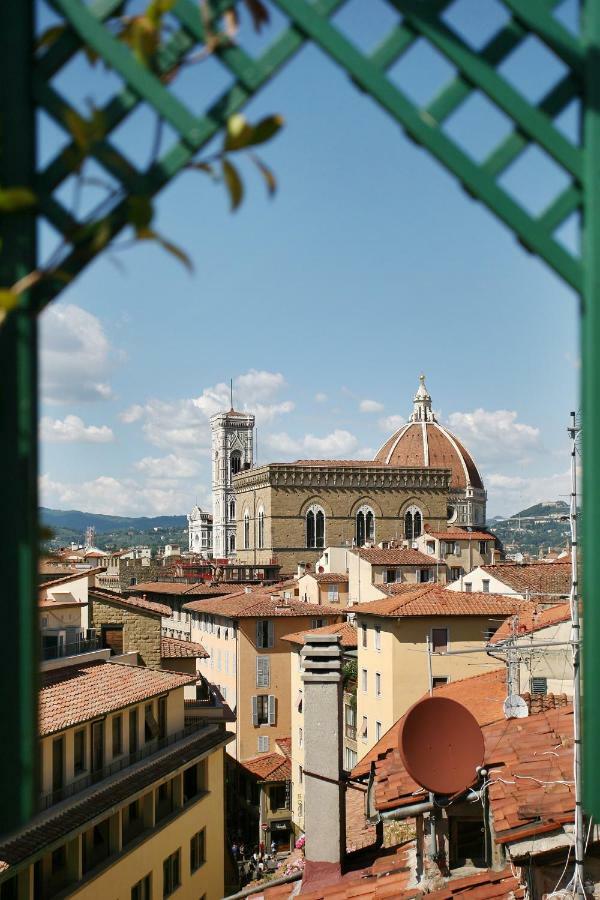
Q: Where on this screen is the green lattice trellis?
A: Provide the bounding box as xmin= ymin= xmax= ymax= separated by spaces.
xmin=1 ymin=0 xmax=598 ymax=840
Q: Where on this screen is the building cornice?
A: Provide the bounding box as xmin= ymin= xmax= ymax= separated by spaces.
xmin=233 ymin=464 xmax=451 ymax=492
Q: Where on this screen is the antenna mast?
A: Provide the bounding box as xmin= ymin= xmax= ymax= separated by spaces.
xmin=230 ymin=378 xmax=233 ymax=410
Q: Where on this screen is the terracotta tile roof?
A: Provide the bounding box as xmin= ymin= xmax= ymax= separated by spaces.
xmin=485 ymin=705 xmax=575 ymax=843
xmin=161 ymin=636 xmax=208 ymax=659
xmin=275 ymin=737 xmax=292 ymax=757
xmin=313 ymin=572 xmax=349 ymax=584
xmin=489 ymin=602 xmax=571 ymax=644
xmin=39 ymin=661 xmax=195 ymax=736
xmin=426 ymin=529 xmax=496 ymax=542
xmin=176 ymin=583 xmax=243 ymax=597
xmin=89 ymin=587 xmax=170 ymax=617
xmin=39 ymin=564 xmax=78 ymax=578
xmin=351 ymin=669 xmax=508 ymax=793
xmin=426 ymin=868 xmax=524 ymax=898
xmin=183 ymin=591 xmax=344 ymax=619
xmin=282 ymin=621 xmax=357 ymax=649
xmin=351 ymin=584 xmax=528 ymax=618
xmin=240 ymin=751 xmax=292 ymax=782
xmin=0 ymin=727 xmax=233 ymax=874
xmin=521 ymin=692 xmax=569 ymax=714
xmin=127 ymin=580 xmax=235 ymax=597
xmin=353 ymin=547 xmax=435 ymax=566
xmin=480 ymin=561 xmax=571 ymax=597
xmin=39 ymin=594 xmax=87 ymax=609
xmin=38 ymin=568 xmax=105 ymax=590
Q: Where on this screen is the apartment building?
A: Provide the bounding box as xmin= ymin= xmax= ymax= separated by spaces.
xmin=0 ymin=658 xmax=232 ymax=900
xmin=445 ymin=559 xmax=571 ymax=599
xmin=353 ymin=583 xmax=528 ymax=756
xmin=183 ymin=590 xmax=343 ymax=761
xmin=415 ymin=528 xmax=500 ymax=582
xmin=282 ymin=621 xmax=357 ymax=838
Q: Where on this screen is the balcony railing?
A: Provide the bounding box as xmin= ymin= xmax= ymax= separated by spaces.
xmin=41 ymin=637 xmax=100 ymax=661
xmin=39 ymin=722 xmax=212 ymax=811
xmin=345 ymin=724 xmax=357 ymax=741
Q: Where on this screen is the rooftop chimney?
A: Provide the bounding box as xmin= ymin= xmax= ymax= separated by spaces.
xmin=301 ymin=633 xmax=345 ymax=886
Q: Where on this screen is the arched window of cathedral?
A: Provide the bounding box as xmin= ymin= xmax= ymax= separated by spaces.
xmin=229 ymin=499 xmax=236 ymax=520
xmin=306 ymin=504 xmax=325 ymax=548
xmin=257 ymin=507 xmax=265 ymax=549
xmin=244 ymin=510 xmax=250 ymax=549
xmin=231 ymin=451 xmax=242 ymax=477
xmin=404 ymin=506 xmax=423 ymax=541
xmin=229 ymin=533 xmax=236 ymax=552
xmin=356 ymin=505 xmax=375 ymax=546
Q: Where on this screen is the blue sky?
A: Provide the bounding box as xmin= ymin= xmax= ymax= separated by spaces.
xmin=38 ymin=0 xmax=580 ymax=518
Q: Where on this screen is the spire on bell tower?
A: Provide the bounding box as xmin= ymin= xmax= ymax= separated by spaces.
xmin=409 ymin=374 xmax=436 ymax=423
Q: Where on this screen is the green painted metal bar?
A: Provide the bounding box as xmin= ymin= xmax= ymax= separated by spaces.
xmin=500 ymin=0 xmax=584 ymax=74
xmin=390 ymin=0 xmax=582 ymax=180
xmin=0 ymin=0 xmax=38 ymax=836
xmin=582 ymin=0 xmax=600 ymax=819
xmin=269 ymin=0 xmax=581 ymax=290
xmin=34 ymin=0 xmax=346 ymax=310
xmin=538 ymin=184 xmax=581 ymax=233
xmin=36 ymin=0 xmax=125 ymax=79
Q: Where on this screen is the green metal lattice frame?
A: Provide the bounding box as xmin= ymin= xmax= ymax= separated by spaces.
xmin=1 ymin=0 xmax=597 ymax=836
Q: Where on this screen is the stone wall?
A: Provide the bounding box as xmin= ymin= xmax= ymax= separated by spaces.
xmin=89 ymin=595 xmax=162 ymax=669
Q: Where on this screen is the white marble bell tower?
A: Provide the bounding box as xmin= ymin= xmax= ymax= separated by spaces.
xmin=210 ymin=407 xmax=254 ymax=559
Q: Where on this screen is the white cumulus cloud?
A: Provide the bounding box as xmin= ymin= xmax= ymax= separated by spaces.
xmin=266 ymin=429 xmax=358 ymax=458
xmin=39 ymin=472 xmax=206 ymax=516
xmin=315 ymin=393 xmax=327 ymax=404
xmin=447 ymin=408 xmax=541 ymax=465
xmin=485 ymin=469 xmax=572 ymax=517
xmin=40 ymin=415 xmax=114 ymax=443
xmin=378 ymin=414 xmax=405 ymax=432
xmin=134 ymin=454 xmax=200 ymax=479
xmin=359 ymin=399 xmax=384 ymax=414
xmin=40 ymin=304 xmax=115 ymax=404
xmin=193 ymin=370 xmax=292 ymax=423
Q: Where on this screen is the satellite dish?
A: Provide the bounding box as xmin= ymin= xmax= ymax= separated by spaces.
xmin=398 ymin=696 xmax=484 ymax=795
xmin=503 ymin=694 xmax=529 ymax=719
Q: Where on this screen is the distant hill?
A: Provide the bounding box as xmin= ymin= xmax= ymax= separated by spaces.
xmin=41 ymin=507 xmax=188 ymax=534
xmin=512 ymin=500 xmax=569 ymax=519
xmin=488 ymin=499 xmax=570 ymax=558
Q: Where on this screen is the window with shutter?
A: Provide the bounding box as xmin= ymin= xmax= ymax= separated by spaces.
xmin=252 ymin=696 xmax=258 ymax=726
xmin=267 ymin=621 xmax=274 ymax=648
xmin=268 ymin=695 xmax=276 ymax=725
xmin=258 ymin=736 xmax=269 ymax=752
xmin=256 ymin=656 xmax=270 ymax=688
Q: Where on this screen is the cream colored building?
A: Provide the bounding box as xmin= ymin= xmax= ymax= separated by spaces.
xmin=446 ymin=560 xmax=571 ymax=599
xmin=297 ymin=571 xmax=349 ymax=606
xmin=353 ymin=584 xmax=528 ymax=756
xmin=0 ymin=658 xmax=232 ymax=900
xmin=415 ymin=529 xmax=500 ymax=583
xmin=184 ymin=589 xmax=342 ymax=761
xmin=282 ymin=621 xmax=358 ymax=837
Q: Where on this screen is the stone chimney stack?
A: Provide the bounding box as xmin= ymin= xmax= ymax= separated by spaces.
xmin=301 ymin=633 xmax=346 ymax=882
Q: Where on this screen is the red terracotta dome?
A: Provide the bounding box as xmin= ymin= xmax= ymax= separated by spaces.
xmin=374 ymin=376 xmax=484 ymax=491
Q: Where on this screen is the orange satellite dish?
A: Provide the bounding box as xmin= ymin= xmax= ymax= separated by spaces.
xmin=398 ymin=696 xmax=484 ymax=795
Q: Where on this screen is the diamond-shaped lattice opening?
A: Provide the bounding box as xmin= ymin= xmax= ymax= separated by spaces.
xmin=553 ymin=98 xmax=580 ymax=144
xmin=553 ymin=0 xmax=580 ymax=38
xmin=165 ymin=52 xmax=234 ymax=118
xmin=554 ymin=210 xmax=580 ymax=257
xmin=52 ymin=157 xmax=123 ymax=223
xmin=441 ymin=0 xmax=511 ymax=51
xmin=50 ymin=47 xmax=125 ymax=117
xmin=38 ymin=217 xmax=67 ymax=268
xmin=37 ymin=109 xmax=73 ymax=170
xmin=499 ymin=144 xmax=572 ymax=218
xmin=330 ymin=0 xmax=401 ymax=56
xmin=388 ymin=38 xmax=457 ymax=108
xmin=108 ymin=104 xmax=179 ymax=170
xmin=497 ymin=33 xmax=569 ymax=105
xmin=443 ymin=90 xmax=513 ymax=163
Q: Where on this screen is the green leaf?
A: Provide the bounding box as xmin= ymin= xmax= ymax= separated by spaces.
xmin=0 ymin=188 xmax=37 ymax=213
xmin=248 ymin=114 xmax=284 ymax=147
xmin=221 ymin=159 xmax=244 ymax=212
xmin=35 ymin=24 xmax=67 ymax=51
xmin=136 ymin=227 xmax=193 ymax=272
xmin=224 ymin=114 xmax=254 ymax=152
xmin=250 ymin=154 xmax=277 ymax=197
xmin=64 ymin=109 xmax=90 ymax=151
xmin=146 ymin=0 xmax=177 ymax=25
xmin=127 ymin=196 xmax=154 ymax=229
xmin=0 ymin=289 xmax=19 ymax=326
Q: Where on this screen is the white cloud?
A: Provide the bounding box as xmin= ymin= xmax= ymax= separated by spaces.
xmin=119 ymin=404 xmax=144 ymax=424
xmin=359 ymin=399 xmax=384 ymax=414
xmin=315 ymin=393 xmax=327 ymax=404
xmin=447 ymin=408 xmax=541 ymax=465
xmin=193 ymin=370 xmax=293 ymax=423
xmin=40 ymin=415 xmax=114 ymax=443
xmin=378 ymin=414 xmax=405 ymax=432
xmin=485 ymin=469 xmax=572 ymax=517
xmin=40 ymin=472 xmax=207 ymax=516
xmin=40 ymin=304 xmax=115 ymax=404
xmin=266 ymin=429 xmax=358 ymax=458
xmin=134 ymin=454 xmax=199 ymax=479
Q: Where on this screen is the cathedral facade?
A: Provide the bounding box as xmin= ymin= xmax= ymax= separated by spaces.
xmin=230 ymin=377 xmax=488 ymax=574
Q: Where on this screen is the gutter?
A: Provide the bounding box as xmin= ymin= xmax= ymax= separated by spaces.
xmin=224 ymin=870 xmax=302 ymax=899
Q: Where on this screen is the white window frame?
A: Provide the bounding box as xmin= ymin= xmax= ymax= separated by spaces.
xmin=361 ymin=668 xmax=368 ymax=693
xmin=375 ymin=721 xmax=382 ymax=742
xmin=374 ymin=626 xmax=381 ymax=651
xmin=256 ymin=655 xmax=270 ymax=688
xmin=375 ymin=672 xmax=382 ymax=698
xmin=431 ymin=626 xmax=449 ymax=654
xmin=360 ymin=716 xmax=368 ymax=742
